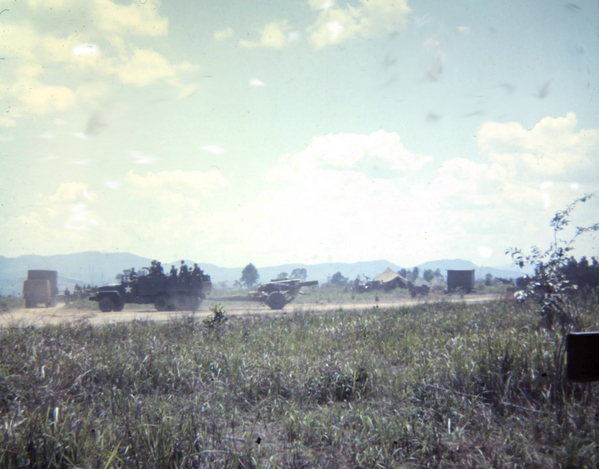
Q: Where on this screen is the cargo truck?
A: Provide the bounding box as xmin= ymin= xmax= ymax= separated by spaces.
xmin=23 ymin=270 xmax=58 ymax=308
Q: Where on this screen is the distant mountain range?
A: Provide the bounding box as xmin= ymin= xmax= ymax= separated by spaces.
xmin=0 ymin=251 xmax=532 ymax=296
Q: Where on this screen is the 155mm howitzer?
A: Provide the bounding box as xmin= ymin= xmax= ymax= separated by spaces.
xmin=216 ymin=278 xmax=318 ymax=310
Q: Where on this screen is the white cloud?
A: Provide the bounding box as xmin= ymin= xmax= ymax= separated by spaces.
xmin=0 ymin=0 xmax=197 ymax=125
xmin=0 ymin=24 xmax=40 ymax=60
xmin=288 ymin=31 xmax=301 ymax=42
xmin=308 ymin=0 xmax=336 ymax=10
xmin=201 ymin=145 xmax=226 ymax=155
xmin=478 ymin=113 xmax=599 ymax=181
xmin=209 ymin=130 xmax=437 ymax=264
xmin=214 ymin=27 xmax=234 ymax=40
xmin=39 ymin=155 xmax=59 ymax=162
xmin=93 ymin=0 xmax=168 ymax=37
xmin=105 ymin=181 xmax=121 ymax=190
xmin=239 ymin=0 xmax=411 ymax=51
xmin=45 ymin=184 xmax=100 ymax=231
xmin=0 ymin=117 xmax=17 ymax=127
xmin=129 ymin=150 xmax=158 ymax=164
xmin=240 ymin=20 xmax=293 ymax=50
xmin=4 ymin=182 xmax=102 ymax=245
xmin=13 ymin=81 xmax=76 ymax=114
xmin=540 ymin=181 xmax=553 ymax=190
xmin=270 ymin=130 xmax=431 ymax=175
xmin=73 ymin=44 xmax=98 ymax=56
xmin=27 ymin=0 xmax=69 ymax=10
xmin=75 ymin=82 xmax=112 ymax=107
xmin=125 ymin=169 xmax=231 ymax=201
xmin=50 ymin=183 xmax=97 ymax=203
xmin=308 ymin=0 xmax=410 ymax=48
xmin=118 ymin=48 xmax=178 ymax=86
xmin=308 ymin=7 xmax=362 ymax=48
xmin=249 ymin=78 xmax=266 ymax=86
xmin=217 ymin=123 xmax=596 ymax=266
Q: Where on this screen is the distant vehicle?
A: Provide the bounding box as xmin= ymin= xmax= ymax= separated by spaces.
xmin=447 ymin=269 xmax=475 ymax=293
xmin=409 ymin=283 xmax=430 ymax=298
xmin=23 ymin=270 xmax=58 ymax=308
xmin=90 ymin=270 xmax=212 ymax=312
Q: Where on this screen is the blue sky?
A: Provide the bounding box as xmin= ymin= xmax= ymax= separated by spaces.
xmin=0 ymin=0 xmax=598 ymax=268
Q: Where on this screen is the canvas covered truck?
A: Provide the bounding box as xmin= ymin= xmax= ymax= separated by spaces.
xmin=23 ymin=270 xmax=58 ymax=308
xmin=90 ymin=271 xmax=212 ymax=312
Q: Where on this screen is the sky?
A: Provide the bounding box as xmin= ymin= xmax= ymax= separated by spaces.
xmin=0 ymin=0 xmax=598 ymax=269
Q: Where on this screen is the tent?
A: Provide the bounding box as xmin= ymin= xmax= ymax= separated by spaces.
xmin=374 ymin=268 xmax=409 ymax=290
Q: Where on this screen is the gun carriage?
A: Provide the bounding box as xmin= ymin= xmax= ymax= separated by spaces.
xmin=217 ymin=278 xmax=318 ymax=310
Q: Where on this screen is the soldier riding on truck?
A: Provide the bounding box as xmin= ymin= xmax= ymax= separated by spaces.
xmin=90 ymin=265 xmax=212 ymax=312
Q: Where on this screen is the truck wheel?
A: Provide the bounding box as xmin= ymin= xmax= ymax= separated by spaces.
xmin=154 ymin=295 xmax=168 ymax=311
xmin=25 ymin=299 xmax=36 ymax=308
xmin=266 ymin=291 xmax=286 ymax=310
xmin=113 ymin=301 xmax=125 ymax=312
xmin=99 ymin=296 xmax=114 ymax=312
xmin=190 ymin=296 xmax=201 ymax=311
xmin=174 ymin=295 xmax=189 ymax=311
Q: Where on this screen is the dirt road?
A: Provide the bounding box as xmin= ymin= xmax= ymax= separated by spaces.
xmin=0 ymin=294 xmax=505 ymax=327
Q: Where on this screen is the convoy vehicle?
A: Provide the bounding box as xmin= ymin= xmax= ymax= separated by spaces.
xmin=90 ymin=270 xmax=212 ymax=312
xmin=23 ymin=270 xmax=58 ymax=308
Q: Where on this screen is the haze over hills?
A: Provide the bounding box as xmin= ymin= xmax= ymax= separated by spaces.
xmin=0 ymin=252 xmax=531 ymax=296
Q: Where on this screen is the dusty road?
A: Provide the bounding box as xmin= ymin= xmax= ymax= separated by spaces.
xmin=0 ymin=294 xmax=505 ymax=327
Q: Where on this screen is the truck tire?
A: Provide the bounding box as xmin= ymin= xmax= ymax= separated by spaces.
xmin=266 ymin=291 xmax=286 ymax=310
xmin=190 ymin=296 xmax=200 ymax=311
xmin=113 ymin=301 xmax=125 ymax=312
xmin=25 ymin=299 xmax=36 ymax=308
xmin=174 ymin=295 xmax=190 ymax=311
xmin=99 ymin=296 xmax=114 ymax=312
xmin=154 ymin=295 xmax=168 ymax=311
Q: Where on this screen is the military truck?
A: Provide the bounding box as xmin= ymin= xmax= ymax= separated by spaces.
xmin=90 ymin=271 xmax=212 ymax=312
xmin=23 ymin=270 xmax=58 ymax=308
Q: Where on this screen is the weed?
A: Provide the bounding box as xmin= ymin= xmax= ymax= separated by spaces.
xmin=0 ymin=297 xmax=598 ymax=467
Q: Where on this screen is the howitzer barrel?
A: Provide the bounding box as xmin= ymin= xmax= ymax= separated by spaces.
xmin=298 ymin=280 xmax=318 ymax=287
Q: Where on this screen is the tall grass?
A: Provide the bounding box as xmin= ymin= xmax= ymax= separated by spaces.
xmin=1 ymin=297 xmax=598 ymax=468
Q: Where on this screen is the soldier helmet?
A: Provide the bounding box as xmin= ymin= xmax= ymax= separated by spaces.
xmin=181 ymin=260 xmax=184 ymax=264
xmin=194 ymin=263 xmax=198 ymax=267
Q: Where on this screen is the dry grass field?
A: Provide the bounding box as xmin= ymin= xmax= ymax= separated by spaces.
xmin=1 ymin=292 xmax=598 ymax=468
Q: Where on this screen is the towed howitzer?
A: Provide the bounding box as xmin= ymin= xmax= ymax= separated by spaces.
xmin=217 ymin=278 xmax=318 ymax=310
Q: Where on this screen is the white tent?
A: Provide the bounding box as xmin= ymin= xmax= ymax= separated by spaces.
xmin=374 ymin=268 xmax=409 ymax=288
